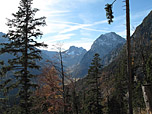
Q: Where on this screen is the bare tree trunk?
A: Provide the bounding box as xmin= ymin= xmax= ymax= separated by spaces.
xmin=126 ymin=0 xmax=133 ymax=114
xmin=59 ymin=50 xmax=65 ymax=114
xmin=24 ymin=2 xmax=29 ymax=114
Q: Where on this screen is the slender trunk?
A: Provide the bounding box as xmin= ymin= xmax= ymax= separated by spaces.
xmin=24 ymin=28 xmax=28 ymax=114
xmin=60 ymin=50 xmax=65 ymax=113
xmin=126 ymin=0 xmax=133 ymax=114
xmin=107 ymin=96 xmax=109 ymax=114
xmin=24 ymin=11 xmax=28 ymax=114
xmin=23 ymin=1 xmax=29 ymax=114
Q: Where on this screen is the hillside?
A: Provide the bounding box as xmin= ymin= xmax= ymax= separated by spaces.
xmin=75 ymin=10 xmax=152 ymax=114
xmin=103 ymin=10 xmax=152 ymax=78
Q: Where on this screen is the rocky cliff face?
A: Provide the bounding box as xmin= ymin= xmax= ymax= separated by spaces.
xmin=101 ymin=10 xmax=152 ymax=82
xmin=74 ymin=32 xmax=126 ymax=78
xmin=0 ymin=31 xmax=126 ymax=78
xmin=63 ymin=46 xmax=87 ymax=68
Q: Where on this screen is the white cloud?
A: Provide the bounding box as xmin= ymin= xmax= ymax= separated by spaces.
xmin=39 ymin=33 xmax=76 ymax=51
xmin=41 ymin=21 xmax=71 ymax=34
xmin=44 ymin=33 xmax=75 ymax=42
xmin=59 ymin=19 xmax=108 ymax=34
xmin=40 ymin=35 xmax=94 ymax=51
xmin=82 ymin=28 xmax=110 ymax=33
xmin=59 ymin=23 xmax=90 ymax=34
xmin=0 ymin=0 xmax=70 ymax=33
xmin=77 ymin=0 xmax=104 ymax=3
xmin=0 ymin=0 xmax=106 ymax=35
xmin=0 ymin=0 xmax=20 ymax=33
xmin=0 ymin=0 xmax=150 ymax=51
xmin=33 ymin=0 xmax=61 ymax=10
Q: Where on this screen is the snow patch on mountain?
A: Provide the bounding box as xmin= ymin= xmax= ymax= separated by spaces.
xmin=65 ymin=46 xmax=87 ymax=56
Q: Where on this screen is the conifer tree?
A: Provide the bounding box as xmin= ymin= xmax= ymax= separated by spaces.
xmin=0 ymin=0 xmax=47 ymax=113
xmin=84 ymin=53 xmax=103 ymax=114
xmin=109 ymin=60 xmax=128 ymax=114
xmin=105 ymin=1 xmax=133 ymax=113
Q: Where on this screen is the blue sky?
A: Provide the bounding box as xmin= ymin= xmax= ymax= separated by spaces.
xmin=0 ymin=0 xmax=151 ymax=50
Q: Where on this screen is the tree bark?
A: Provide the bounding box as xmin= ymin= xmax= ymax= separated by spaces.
xmin=59 ymin=50 xmax=65 ymax=114
xmin=126 ymin=0 xmax=133 ymax=114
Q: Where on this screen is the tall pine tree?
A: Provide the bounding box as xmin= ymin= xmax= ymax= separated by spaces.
xmin=0 ymin=0 xmax=47 ymax=113
xmin=84 ymin=53 xmax=103 ymax=114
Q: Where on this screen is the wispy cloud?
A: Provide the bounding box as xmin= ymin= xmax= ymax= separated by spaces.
xmin=59 ymin=24 xmax=89 ymax=34
xmin=49 ymin=10 xmax=70 ymax=14
xmin=45 ymin=19 xmax=109 ymax=35
xmin=82 ymin=28 xmax=110 ymax=33
xmin=59 ymin=20 xmax=108 ymax=34
xmin=77 ymin=0 xmax=104 ymax=3
xmin=0 ymin=0 xmax=151 ymax=51
xmin=44 ymin=33 xmax=75 ymax=42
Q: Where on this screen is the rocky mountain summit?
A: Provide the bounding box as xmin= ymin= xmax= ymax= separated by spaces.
xmin=74 ymin=32 xmax=126 ymax=77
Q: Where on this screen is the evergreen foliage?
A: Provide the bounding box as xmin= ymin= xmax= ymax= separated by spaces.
xmin=109 ymin=59 xmax=128 ymax=114
xmin=105 ymin=4 xmax=114 ymax=24
xmin=84 ymin=53 xmax=103 ymax=114
xmin=0 ymin=0 xmax=47 ymax=113
xmin=104 ymin=0 xmax=116 ymax=24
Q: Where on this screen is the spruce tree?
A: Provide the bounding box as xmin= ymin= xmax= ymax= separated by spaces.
xmin=84 ymin=53 xmax=103 ymax=114
xmin=0 ymin=0 xmax=47 ymax=113
xmin=109 ymin=60 xmax=128 ymax=114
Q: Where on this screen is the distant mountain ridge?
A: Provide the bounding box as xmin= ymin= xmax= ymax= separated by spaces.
xmin=73 ymin=32 xmax=126 ymax=77
xmin=0 ymin=32 xmax=87 ymax=69
xmin=0 ymin=31 xmax=125 ymax=78
xmin=94 ymin=10 xmax=152 ymax=97
xmin=64 ymin=46 xmax=86 ymax=56
xmin=42 ymin=46 xmax=87 ymax=68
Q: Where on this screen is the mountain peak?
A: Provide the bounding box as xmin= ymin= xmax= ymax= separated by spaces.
xmin=105 ymin=32 xmax=116 ymax=35
xmin=65 ymin=46 xmax=87 ymax=56
xmin=99 ymin=32 xmax=125 ymax=41
xmin=69 ymin=46 xmax=85 ymax=51
xmin=91 ymin=32 xmax=125 ymax=51
xmin=74 ymin=32 xmax=126 ymax=78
